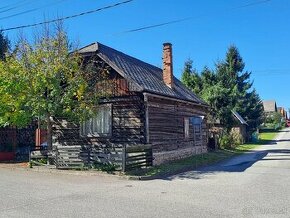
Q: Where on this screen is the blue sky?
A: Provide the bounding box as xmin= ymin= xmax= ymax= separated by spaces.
xmin=1 ymin=0 xmax=290 ymax=111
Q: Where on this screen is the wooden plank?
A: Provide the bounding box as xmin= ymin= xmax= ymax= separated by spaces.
xmin=126 ymin=161 xmax=151 ymax=169
xmin=126 ymin=145 xmax=152 ymax=152
xmin=126 ymin=156 xmax=152 ymax=162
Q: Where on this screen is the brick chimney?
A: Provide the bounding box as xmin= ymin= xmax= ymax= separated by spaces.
xmin=162 ymin=42 xmax=174 ymax=88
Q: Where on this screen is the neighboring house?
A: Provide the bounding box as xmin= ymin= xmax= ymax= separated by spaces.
xmin=262 ymin=100 xmax=284 ymax=129
xmin=278 ymin=107 xmax=288 ymax=120
xmin=263 ymin=100 xmax=277 ymax=114
xmin=53 ymin=42 xmax=208 ymax=168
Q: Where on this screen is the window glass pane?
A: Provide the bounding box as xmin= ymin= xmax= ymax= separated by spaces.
xmin=88 ymin=119 xmax=93 ymax=135
xmin=96 ymin=111 xmax=101 ymax=133
xmin=104 ymin=107 xmax=109 ymax=134
xmin=184 ymin=118 xmax=189 ymax=138
xmin=81 ymin=104 xmax=112 ymax=136
xmin=101 ymin=108 xmax=105 ymax=134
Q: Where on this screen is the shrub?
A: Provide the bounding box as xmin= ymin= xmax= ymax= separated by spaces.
xmin=218 ymin=131 xmax=243 ymax=149
xmin=218 ymin=132 xmax=233 ymax=149
xmin=92 ymin=161 xmax=117 ymax=172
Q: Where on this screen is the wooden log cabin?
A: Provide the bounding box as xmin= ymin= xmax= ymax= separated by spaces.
xmin=53 ymin=42 xmax=208 ymax=168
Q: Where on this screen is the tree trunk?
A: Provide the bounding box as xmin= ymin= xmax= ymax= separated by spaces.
xmin=47 ymin=114 xmax=52 ymax=151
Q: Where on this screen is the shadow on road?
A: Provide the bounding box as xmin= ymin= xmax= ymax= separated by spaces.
xmin=164 ymin=144 xmax=290 ymax=181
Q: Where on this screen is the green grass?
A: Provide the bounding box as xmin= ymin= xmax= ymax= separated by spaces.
xmin=259 ymin=132 xmax=277 ymax=141
xmin=232 ymin=131 xmax=278 ymax=153
xmin=126 ymin=150 xmax=236 ymax=177
xmin=126 ymin=130 xmax=279 ymax=178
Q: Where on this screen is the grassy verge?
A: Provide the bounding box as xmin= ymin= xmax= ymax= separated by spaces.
xmin=126 ymin=131 xmax=279 ymax=178
xmin=126 ymin=150 xmax=236 ymax=178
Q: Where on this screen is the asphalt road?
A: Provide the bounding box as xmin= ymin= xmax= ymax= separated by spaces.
xmin=1 ymin=129 xmax=290 ymax=218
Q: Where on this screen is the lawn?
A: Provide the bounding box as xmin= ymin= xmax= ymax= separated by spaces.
xmin=126 ymin=130 xmax=279 ymax=178
xmin=233 ymin=131 xmax=278 ymax=153
xmin=259 ymin=131 xmax=277 ymax=141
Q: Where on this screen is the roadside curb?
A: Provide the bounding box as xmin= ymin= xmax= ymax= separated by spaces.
xmin=0 ymin=164 xmax=123 ymax=178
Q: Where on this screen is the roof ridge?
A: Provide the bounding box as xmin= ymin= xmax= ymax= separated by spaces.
xmin=78 ymin=42 xmax=98 ymax=52
xmin=96 ymin=42 xmax=161 ymax=71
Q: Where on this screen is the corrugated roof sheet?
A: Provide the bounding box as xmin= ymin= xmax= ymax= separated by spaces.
xmin=232 ymin=111 xmax=248 ymax=125
xmin=78 ymin=42 xmax=206 ymax=105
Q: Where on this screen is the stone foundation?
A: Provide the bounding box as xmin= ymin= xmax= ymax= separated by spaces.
xmin=153 ymin=146 xmax=207 ymax=166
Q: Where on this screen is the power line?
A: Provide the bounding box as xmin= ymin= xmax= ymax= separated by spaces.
xmin=114 ymin=17 xmax=192 ymax=35
xmin=0 ymin=0 xmax=35 ymax=14
xmin=0 ymin=0 xmax=67 ymax=21
xmin=112 ymin=0 xmax=271 ymax=35
xmin=0 ymin=0 xmax=30 ymax=10
xmin=236 ymin=0 xmax=271 ymax=9
xmin=1 ymin=0 xmax=134 ymax=32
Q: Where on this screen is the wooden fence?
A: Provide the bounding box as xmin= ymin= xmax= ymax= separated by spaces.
xmin=51 ymin=144 xmax=153 ymax=171
xmin=123 ymin=145 xmax=153 ymax=171
xmin=55 ymin=146 xmax=90 ymax=169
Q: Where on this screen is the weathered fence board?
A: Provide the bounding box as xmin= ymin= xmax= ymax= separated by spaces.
xmin=123 ymin=145 xmax=153 ymax=172
xmin=53 ymin=144 xmax=152 ymax=171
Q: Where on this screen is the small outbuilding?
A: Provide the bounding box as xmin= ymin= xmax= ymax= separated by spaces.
xmin=231 ymin=111 xmax=248 ymax=144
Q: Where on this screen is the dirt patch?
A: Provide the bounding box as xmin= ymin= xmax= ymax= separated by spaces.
xmin=0 ymin=162 xmax=29 ymax=168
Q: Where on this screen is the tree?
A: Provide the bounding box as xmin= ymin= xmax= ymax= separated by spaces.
xmin=0 ymin=30 xmax=10 ymax=61
xmin=265 ymin=112 xmax=282 ymax=127
xmin=201 ymin=82 xmax=234 ymax=130
xmin=214 ymin=46 xmax=263 ymax=131
xmin=181 ymin=45 xmax=263 ymax=132
xmin=242 ymin=89 xmax=264 ymax=130
xmin=181 ymin=59 xmax=202 ymax=96
xmin=0 ymin=23 xmax=107 ymax=150
xmin=0 ymin=56 xmax=31 ymax=127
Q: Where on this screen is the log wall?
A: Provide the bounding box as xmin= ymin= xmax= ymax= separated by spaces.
xmin=52 ymin=94 xmax=209 ymax=167
xmin=52 ymin=95 xmax=146 ymax=167
xmin=146 ymin=95 xmax=208 ymax=164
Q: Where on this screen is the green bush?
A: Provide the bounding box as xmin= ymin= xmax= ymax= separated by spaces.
xmin=30 ymin=158 xmax=48 ymax=167
xmin=219 ymin=133 xmax=233 ymax=149
xmin=92 ymin=161 xmax=117 ymax=172
xmin=218 ymin=131 xmax=243 ymax=149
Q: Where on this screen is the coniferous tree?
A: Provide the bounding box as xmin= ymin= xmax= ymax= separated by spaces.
xmin=0 ymin=30 xmax=10 ymax=61
xmin=181 ymin=59 xmax=202 ymax=96
xmin=181 ymin=45 xmax=264 ymax=132
xmin=244 ymin=89 xmax=264 ymax=130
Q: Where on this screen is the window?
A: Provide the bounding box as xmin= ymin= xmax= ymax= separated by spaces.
xmin=190 ymin=116 xmax=203 ymax=145
xmin=80 ymin=105 xmax=112 ymax=137
xmin=184 ymin=117 xmax=189 ymax=139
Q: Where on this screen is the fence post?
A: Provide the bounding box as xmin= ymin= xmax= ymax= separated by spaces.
xmin=122 ymin=145 xmax=127 ymax=172
xmin=29 ymin=146 xmax=31 ymax=166
xmin=55 ymin=147 xmax=58 ymax=169
xmin=147 ymin=146 xmax=153 ymax=167
xmin=87 ymin=147 xmax=91 ymax=168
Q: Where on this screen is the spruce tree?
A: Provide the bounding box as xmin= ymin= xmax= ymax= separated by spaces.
xmin=181 ymin=59 xmax=202 ymax=96
xmin=181 ymin=45 xmax=264 ymax=132
xmin=0 ymin=30 xmax=10 ymax=61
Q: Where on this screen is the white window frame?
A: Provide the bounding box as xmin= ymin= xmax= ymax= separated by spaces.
xmin=80 ymin=104 xmax=112 ymax=137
